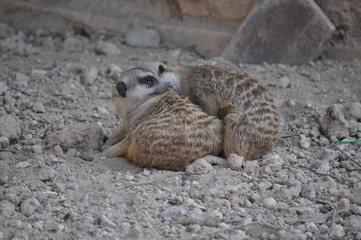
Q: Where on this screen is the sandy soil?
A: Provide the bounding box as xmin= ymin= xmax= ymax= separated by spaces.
xmin=0 ymin=25 xmax=361 ymax=240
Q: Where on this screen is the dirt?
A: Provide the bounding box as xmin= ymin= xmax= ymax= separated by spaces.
xmin=0 ymin=24 xmax=361 ymax=240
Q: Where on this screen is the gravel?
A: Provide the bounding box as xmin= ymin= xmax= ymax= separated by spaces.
xmin=0 ymin=23 xmax=360 ymax=239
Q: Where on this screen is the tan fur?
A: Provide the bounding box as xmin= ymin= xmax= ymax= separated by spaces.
xmin=101 ymin=67 xmax=223 ymax=171
xmin=159 ymin=65 xmax=280 ymax=160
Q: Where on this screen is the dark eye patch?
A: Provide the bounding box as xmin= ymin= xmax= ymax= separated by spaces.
xmin=139 ymin=76 xmax=157 ymax=87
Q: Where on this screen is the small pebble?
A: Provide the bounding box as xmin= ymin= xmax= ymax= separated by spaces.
xmin=261 ymin=154 xmax=283 ymax=166
xmin=15 ymin=72 xmax=30 ymax=82
xmin=0 ymin=174 xmax=8 ymax=185
xmin=52 ymin=182 xmax=66 ymax=192
xmin=263 ymin=197 xmax=278 ymax=209
xmin=0 ymin=136 xmax=10 ymax=148
xmin=127 ymin=226 xmax=143 ymax=239
xmin=32 ymin=145 xmax=42 ymax=154
xmin=0 ymin=200 xmax=15 ymax=217
xmin=80 ymin=155 xmax=94 ymax=161
xmin=330 ymin=224 xmax=345 ymax=238
xmin=97 ymin=106 xmax=109 ymax=115
xmin=227 ymin=154 xmax=244 ymax=170
xmin=99 ymin=214 xmax=117 ymax=228
xmin=278 ymin=76 xmax=290 ymax=88
xmin=124 ymin=175 xmax=135 ymax=181
xmin=42 ymin=191 xmax=58 ymax=197
xmin=38 ymin=167 xmax=57 ymax=182
xmin=337 ymin=198 xmax=350 ymax=212
xmin=185 ymin=158 xmax=213 ymax=175
xmin=299 ymin=135 xmax=311 ymax=149
xmin=351 ymin=206 xmax=361 ymax=215
xmin=32 ymin=102 xmax=46 ymax=113
xmin=31 ymin=69 xmax=47 ymax=78
xmin=0 ymin=81 xmax=9 ymax=96
xmin=242 ymin=161 xmax=259 ymax=175
xmin=287 ymin=99 xmax=296 ymax=107
xmin=95 ymin=41 xmax=120 ymax=55
xmin=53 ymin=145 xmax=66 ymax=158
xmin=21 ymin=198 xmax=43 ymax=216
xmin=160 ymin=206 xmax=187 ymax=220
xmin=68 ymin=183 xmax=79 ymax=190
xmin=15 ymin=161 xmax=31 ymax=169
xmin=142 ymin=169 xmax=151 ymax=176
xmin=81 ymin=66 xmax=98 ymax=86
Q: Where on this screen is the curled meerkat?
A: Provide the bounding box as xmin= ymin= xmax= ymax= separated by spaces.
xmin=100 ymin=67 xmax=223 ymax=171
xmin=158 ymin=65 xmax=280 ymax=160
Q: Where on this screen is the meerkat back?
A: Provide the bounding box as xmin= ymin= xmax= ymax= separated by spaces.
xmin=159 ymin=65 xmax=280 ymax=160
xmin=125 ymin=91 xmax=223 ymax=171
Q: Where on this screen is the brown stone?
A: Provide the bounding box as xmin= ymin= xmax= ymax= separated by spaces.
xmin=178 ymin=0 xmax=256 ymax=26
xmin=221 ymin=0 xmax=335 ymax=65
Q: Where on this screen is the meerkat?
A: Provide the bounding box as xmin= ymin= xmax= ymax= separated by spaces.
xmin=100 ymin=67 xmax=223 ymax=171
xmin=157 ymin=65 xmax=280 ymax=160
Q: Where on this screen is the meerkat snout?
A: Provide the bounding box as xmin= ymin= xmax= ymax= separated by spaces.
xmin=116 ymin=81 xmax=127 ymax=97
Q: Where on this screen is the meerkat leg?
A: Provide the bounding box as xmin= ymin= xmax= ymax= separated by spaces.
xmin=100 ymin=138 xmax=131 ymax=158
xmin=224 ymin=113 xmax=271 ymax=160
xmin=101 ymin=123 xmax=128 ymax=150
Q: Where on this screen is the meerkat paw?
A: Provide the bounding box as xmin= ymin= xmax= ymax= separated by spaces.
xmin=100 ymin=143 xmax=111 ymax=151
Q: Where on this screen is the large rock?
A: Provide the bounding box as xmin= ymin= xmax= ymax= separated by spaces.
xmin=158 ymin=21 xmax=233 ymax=58
xmin=221 ymin=0 xmax=335 ymax=65
xmin=178 ymin=0 xmax=256 ymax=26
xmin=315 ymin=0 xmax=361 ymax=60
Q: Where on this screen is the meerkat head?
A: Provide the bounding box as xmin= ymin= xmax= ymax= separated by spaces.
xmin=114 ymin=66 xmax=171 ymax=118
xmin=158 ymin=65 xmax=182 ymax=93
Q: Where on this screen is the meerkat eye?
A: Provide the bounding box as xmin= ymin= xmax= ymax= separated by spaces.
xmin=139 ymin=76 xmax=157 ymax=87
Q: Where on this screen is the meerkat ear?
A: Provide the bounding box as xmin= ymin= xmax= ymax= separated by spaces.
xmin=158 ymin=65 xmax=165 ymax=74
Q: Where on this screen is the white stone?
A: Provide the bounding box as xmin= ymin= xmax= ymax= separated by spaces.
xmin=32 ymin=145 xmax=42 ymax=154
xmin=287 ymin=99 xmax=296 ymax=107
xmin=330 ymin=224 xmax=345 ymax=238
xmin=185 ymin=158 xmax=213 ymax=175
xmin=300 ymin=135 xmax=311 ymax=149
xmin=31 ymin=69 xmax=47 ymax=78
xmin=0 ymin=136 xmax=9 ymax=148
xmin=227 ymin=153 xmax=244 ymax=170
xmin=160 ymin=206 xmax=187 ymax=220
xmin=279 ymin=76 xmax=290 ymax=88
xmin=15 ymin=161 xmax=31 ymax=169
xmin=95 ymin=41 xmax=120 ymax=55
xmin=263 ymin=197 xmax=278 ymax=209
xmin=32 ymin=102 xmax=46 ymax=113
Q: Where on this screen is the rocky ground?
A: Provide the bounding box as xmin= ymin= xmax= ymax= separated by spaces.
xmin=0 ymin=23 xmax=361 ymax=240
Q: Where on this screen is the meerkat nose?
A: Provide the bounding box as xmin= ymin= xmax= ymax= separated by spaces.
xmin=116 ymin=81 xmax=127 ymax=97
xmin=158 ymin=65 xmax=165 ymax=74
